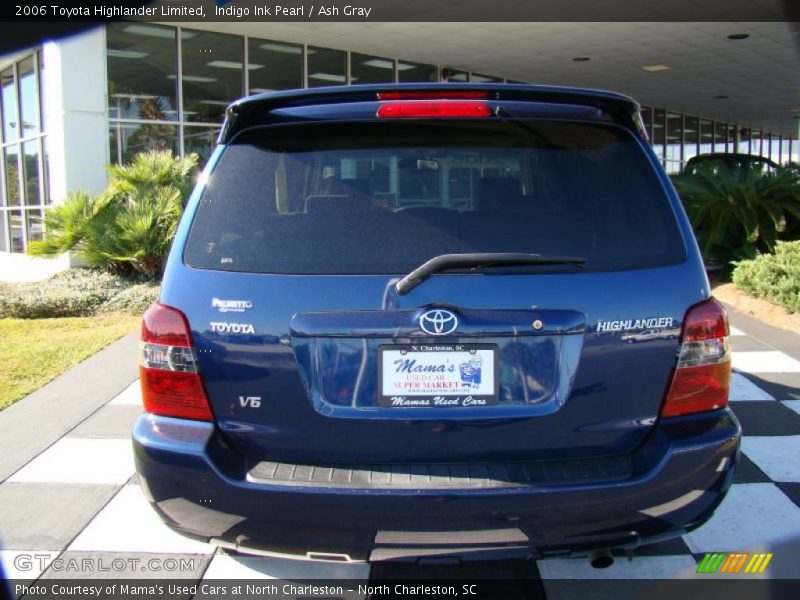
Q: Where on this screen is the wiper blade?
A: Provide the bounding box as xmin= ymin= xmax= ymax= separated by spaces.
xmin=395 ymin=252 xmax=586 ymax=295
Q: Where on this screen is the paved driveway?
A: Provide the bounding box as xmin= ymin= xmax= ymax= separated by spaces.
xmin=1 ymin=305 xmax=799 ymax=597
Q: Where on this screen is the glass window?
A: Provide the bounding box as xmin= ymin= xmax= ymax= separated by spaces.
xmin=3 ymin=145 xmax=20 ymax=206
xmin=109 ymin=122 xmax=178 ymax=165
xmin=651 ymin=109 xmax=665 ymax=160
xmin=1 ymin=53 xmax=47 ymax=252
xmin=0 ymin=212 xmax=8 ymax=252
xmin=640 ymin=107 xmax=652 ymax=140
xmin=2 ymin=67 xmax=18 ymax=142
xmin=738 ymin=128 xmax=752 ymax=154
xmin=699 ymin=119 xmax=713 ymax=155
xmin=107 ymin=23 xmax=178 ymax=121
xmin=782 ymin=137 xmax=794 ymax=166
xmin=770 ymin=134 xmax=781 ymax=164
xmin=38 ymin=51 xmax=45 ymax=129
xmin=664 ymin=112 xmax=682 ymax=172
xmin=186 ymin=120 xmax=684 ymax=275
xmin=9 ymin=209 xmax=23 ymax=252
xmin=42 ymin=135 xmax=51 ymax=204
xmin=18 ymin=57 xmax=38 ymax=136
xmin=713 ymin=122 xmax=728 ymax=153
xmin=683 ymin=116 xmax=699 ymax=163
xmin=350 ymin=53 xmax=394 ymax=84
xmin=247 ymin=38 xmax=302 ymax=93
xmin=397 ymin=61 xmax=436 ymax=83
xmin=22 ymin=140 xmax=41 ymax=206
xmin=182 ymin=29 xmax=243 ymax=123
xmin=750 ymin=130 xmax=762 ymax=156
xmin=25 ymin=208 xmax=43 ymax=244
xmin=442 ymin=69 xmax=468 ymax=82
xmin=183 ymin=126 xmax=220 ymax=165
xmin=307 ymin=46 xmax=347 ymax=87
xmin=727 ymin=125 xmax=738 ymax=154
xmin=470 ymin=74 xmax=502 ymax=83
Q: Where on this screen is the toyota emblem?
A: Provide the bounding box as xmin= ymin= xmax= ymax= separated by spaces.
xmin=419 ymin=309 xmax=459 ymax=336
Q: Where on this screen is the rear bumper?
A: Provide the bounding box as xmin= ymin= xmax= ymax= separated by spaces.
xmin=133 ymin=409 xmax=740 ymax=562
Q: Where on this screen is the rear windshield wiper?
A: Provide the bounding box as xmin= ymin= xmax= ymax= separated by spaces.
xmin=395 ymin=252 xmax=586 ymax=295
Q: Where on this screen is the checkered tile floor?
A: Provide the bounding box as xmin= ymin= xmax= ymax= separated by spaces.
xmin=2 ymin=312 xmax=800 ymax=594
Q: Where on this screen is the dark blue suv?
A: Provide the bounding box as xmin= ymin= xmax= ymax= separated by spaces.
xmin=134 ymin=84 xmax=740 ymax=563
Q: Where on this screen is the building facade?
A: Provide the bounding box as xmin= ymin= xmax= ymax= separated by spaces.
xmin=0 ymin=23 xmax=798 ymax=278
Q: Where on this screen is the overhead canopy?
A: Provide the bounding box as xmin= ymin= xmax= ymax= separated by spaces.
xmin=169 ymin=15 xmax=800 ymax=136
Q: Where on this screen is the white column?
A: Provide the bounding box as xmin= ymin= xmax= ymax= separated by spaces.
xmin=43 ymin=26 xmax=108 ymax=203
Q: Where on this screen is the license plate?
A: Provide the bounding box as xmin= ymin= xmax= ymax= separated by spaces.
xmin=378 ymin=344 xmax=499 ymax=407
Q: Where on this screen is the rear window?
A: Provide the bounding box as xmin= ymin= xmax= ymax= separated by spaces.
xmin=185 ymin=120 xmax=684 ymax=274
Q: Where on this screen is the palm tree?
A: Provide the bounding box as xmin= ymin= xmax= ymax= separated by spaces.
xmin=28 ymin=151 xmax=198 ymax=279
xmin=672 ymin=160 xmax=800 ymax=266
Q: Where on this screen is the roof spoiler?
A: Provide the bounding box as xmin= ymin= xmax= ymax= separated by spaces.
xmin=218 ymin=83 xmax=641 ymax=144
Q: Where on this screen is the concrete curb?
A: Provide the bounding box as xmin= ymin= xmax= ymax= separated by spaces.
xmin=722 ymin=304 xmax=800 ymax=362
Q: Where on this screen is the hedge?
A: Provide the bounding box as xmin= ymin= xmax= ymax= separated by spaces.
xmin=0 ymin=268 xmax=159 ymax=319
xmin=733 ymin=241 xmax=800 ymax=314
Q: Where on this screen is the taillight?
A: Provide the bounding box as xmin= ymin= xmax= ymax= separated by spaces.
xmin=660 ymin=298 xmax=731 ymax=418
xmin=377 ymin=101 xmax=492 ymax=119
xmin=139 ymin=302 xmax=213 ymax=422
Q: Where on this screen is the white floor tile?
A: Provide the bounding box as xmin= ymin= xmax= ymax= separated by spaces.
xmin=68 ymin=485 xmax=214 ymax=555
xmin=729 ymin=327 xmax=745 ymax=336
xmin=202 ymin=551 xmax=370 ymax=580
xmin=728 ymin=372 xmax=775 ymax=401
xmin=7 ymin=438 xmax=134 ymax=485
xmin=683 ymin=484 xmax=800 ymax=553
xmin=0 ymin=550 xmax=60 ymax=580
xmin=742 ymin=436 xmax=800 ymax=482
xmin=732 ymin=351 xmax=800 ymax=374
xmin=108 ymin=381 xmax=142 ymax=406
xmin=782 ymin=400 xmax=800 ymax=416
xmin=537 ymin=555 xmax=697 ymax=579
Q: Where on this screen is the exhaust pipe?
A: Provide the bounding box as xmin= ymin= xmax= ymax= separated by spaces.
xmin=588 ymin=549 xmax=614 ymax=569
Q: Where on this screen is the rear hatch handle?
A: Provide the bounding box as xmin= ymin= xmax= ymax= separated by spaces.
xmin=395 ymin=252 xmax=586 ymax=295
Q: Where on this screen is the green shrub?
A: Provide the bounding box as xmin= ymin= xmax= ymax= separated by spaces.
xmin=0 ymin=269 xmax=160 ymax=319
xmin=672 ymin=161 xmax=800 ymax=266
xmin=98 ymin=281 xmax=160 ymax=315
xmin=732 ymin=241 xmax=800 ymax=314
xmin=28 ymin=151 xmax=198 ymax=279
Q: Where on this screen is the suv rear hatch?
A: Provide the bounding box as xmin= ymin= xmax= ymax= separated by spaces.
xmin=168 ymin=89 xmax=695 ymax=466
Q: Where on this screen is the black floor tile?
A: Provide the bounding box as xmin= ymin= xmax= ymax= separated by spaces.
xmin=735 ymin=373 xmax=800 ymax=401
xmin=776 ymin=483 xmax=800 ymax=509
xmin=729 ymin=401 xmax=800 ymax=436
xmin=733 ymin=453 xmax=771 ymax=484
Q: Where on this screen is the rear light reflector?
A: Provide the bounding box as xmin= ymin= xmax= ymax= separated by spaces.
xmin=377 ymin=90 xmax=489 ymax=100
xmin=140 ymin=302 xmax=213 ymax=422
xmin=378 ymin=100 xmax=492 ymax=119
xmin=140 ymin=370 xmax=212 ymax=422
xmin=661 ymin=298 xmax=731 ymax=419
xmin=661 ymin=363 xmax=731 ymax=418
